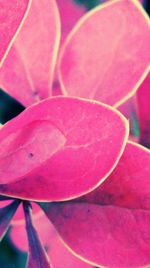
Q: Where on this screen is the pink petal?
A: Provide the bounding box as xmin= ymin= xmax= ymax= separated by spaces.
xmin=23 ymin=203 xmax=52 ymax=268
xmin=11 ymin=212 xmax=93 ymax=268
xmin=52 ymin=1 xmax=85 ymax=96
xmin=137 ymin=72 xmax=150 ymax=148
xmin=11 ymin=202 xmax=41 ymax=224
xmin=79 ymin=141 xmax=150 ymax=210
xmin=0 ymin=0 xmax=60 ymax=107
xmin=56 ymin=0 xmax=85 ymax=44
xmin=59 ymin=0 xmax=150 ymax=107
xmin=41 ymin=142 xmax=150 ymax=267
xmin=0 ymin=96 xmax=128 ymax=201
xmin=0 ymin=0 xmax=31 ymax=67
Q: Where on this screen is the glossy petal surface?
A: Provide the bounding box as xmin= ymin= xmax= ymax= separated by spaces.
xmin=41 ymin=142 xmax=150 ymax=267
xmin=0 ymin=0 xmax=60 ymax=107
xmin=59 ymin=0 xmax=150 ymax=107
xmin=137 ymin=72 xmax=150 ymax=148
xmin=0 ymin=96 xmax=128 ymax=201
xmin=0 ymin=0 xmax=31 ymax=66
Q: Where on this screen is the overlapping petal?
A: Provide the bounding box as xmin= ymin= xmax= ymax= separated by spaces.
xmin=40 ymin=142 xmax=150 ymax=267
xmin=0 ymin=96 xmax=128 ymax=201
xmin=59 ymin=0 xmax=150 ymax=107
xmin=23 ymin=203 xmax=52 ymax=268
xmin=56 ymin=0 xmax=85 ymax=44
xmin=10 ymin=211 xmax=93 ymax=268
xmin=0 ymin=0 xmax=31 ymax=67
xmin=0 ymin=0 xmax=60 ymax=107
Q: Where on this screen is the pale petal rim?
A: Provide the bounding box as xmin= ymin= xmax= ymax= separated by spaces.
xmin=55 ymin=140 xmax=150 ymax=268
xmin=0 ymin=95 xmax=129 ymax=202
xmin=58 ymin=0 xmax=150 ymax=108
xmin=0 ymin=0 xmax=32 ymax=67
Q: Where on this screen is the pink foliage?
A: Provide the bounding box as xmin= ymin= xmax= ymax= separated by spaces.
xmin=41 ymin=142 xmax=150 ymax=267
xmin=0 ymin=0 xmax=60 ymax=106
xmin=59 ymin=0 xmax=150 ymax=107
xmin=0 ymin=0 xmax=150 ymax=267
xmin=11 ymin=211 xmax=93 ymax=267
xmin=0 ymin=0 xmax=31 ymax=66
xmin=56 ymin=0 xmax=86 ymax=44
xmin=0 ymin=96 xmax=128 ymax=201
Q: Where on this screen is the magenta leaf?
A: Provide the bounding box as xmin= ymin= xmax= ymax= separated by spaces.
xmin=23 ymin=202 xmax=52 ymax=268
xmin=0 ymin=0 xmax=61 ymax=107
xmin=0 ymin=0 xmax=31 ymax=67
xmin=0 ymin=200 xmax=20 ymax=241
xmin=0 ymin=96 xmax=128 ymax=201
xmin=59 ymin=0 xmax=150 ymax=107
xmin=39 ymin=142 xmax=150 ymax=267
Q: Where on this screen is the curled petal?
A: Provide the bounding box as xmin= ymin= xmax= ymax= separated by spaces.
xmin=0 ymin=96 xmax=128 ymax=201
xmin=59 ymin=0 xmax=150 ymax=107
xmin=40 ymin=142 xmax=150 ymax=267
xmin=0 ymin=0 xmax=61 ymax=106
xmin=0 ymin=0 xmax=31 ymax=66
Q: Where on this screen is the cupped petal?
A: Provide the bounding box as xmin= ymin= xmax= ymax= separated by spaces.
xmin=137 ymin=72 xmax=150 ymax=148
xmin=59 ymin=0 xmax=150 ymax=107
xmin=0 ymin=0 xmax=61 ymax=107
xmin=0 ymin=0 xmax=31 ymax=67
xmin=40 ymin=142 xmax=150 ymax=267
xmin=0 ymin=96 xmax=128 ymax=201
xmin=10 ymin=211 xmax=93 ymax=268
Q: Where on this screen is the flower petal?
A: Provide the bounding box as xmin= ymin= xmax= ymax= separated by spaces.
xmin=56 ymin=0 xmax=85 ymax=44
xmin=137 ymin=72 xmax=150 ymax=148
xmin=40 ymin=142 xmax=150 ymax=267
xmin=11 ymin=212 xmax=93 ymax=268
xmin=59 ymin=0 xmax=150 ymax=107
xmin=0 ymin=96 xmax=128 ymax=201
xmin=0 ymin=0 xmax=31 ymax=67
xmin=0 ymin=0 xmax=60 ymax=107
xmin=23 ymin=202 xmax=52 ymax=267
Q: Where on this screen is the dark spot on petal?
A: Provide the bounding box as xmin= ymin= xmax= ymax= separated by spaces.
xmin=28 ymin=153 xmax=34 ymax=158
xmin=33 ymin=91 xmax=39 ymax=97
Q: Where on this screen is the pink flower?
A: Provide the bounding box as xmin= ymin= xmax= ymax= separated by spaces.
xmin=0 ymin=0 xmax=150 ymax=267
